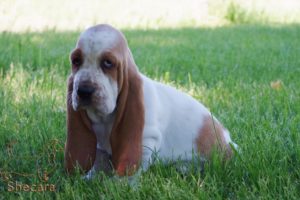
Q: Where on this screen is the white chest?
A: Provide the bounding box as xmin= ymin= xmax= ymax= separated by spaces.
xmin=86 ymin=109 xmax=114 ymax=155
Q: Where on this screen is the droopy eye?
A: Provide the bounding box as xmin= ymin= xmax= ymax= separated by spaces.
xmin=72 ymin=57 xmax=82 ymax=67
xmin=101 ymin=59 xmax=114 ymax=69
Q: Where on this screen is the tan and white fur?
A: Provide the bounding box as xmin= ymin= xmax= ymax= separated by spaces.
xmin=64 ymin=24 xmax=237 ymax=178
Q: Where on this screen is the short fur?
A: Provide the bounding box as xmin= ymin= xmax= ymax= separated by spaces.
xmin=65 ymin=76 xmax=96 ymax=172
xmin=65 ymin=24 xmax=237 ymax=178
xmin=65 ymin=25 xmax=144 ymax=176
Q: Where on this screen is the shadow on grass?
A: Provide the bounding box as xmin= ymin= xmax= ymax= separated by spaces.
xmin=0 ymin=24 xmax=300 ymax=85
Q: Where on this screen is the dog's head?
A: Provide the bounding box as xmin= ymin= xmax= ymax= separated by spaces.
xmin=70 ymin=24 xmax=131 ymax=116
xmin=66 ymin=24 xmax=144 ymax=176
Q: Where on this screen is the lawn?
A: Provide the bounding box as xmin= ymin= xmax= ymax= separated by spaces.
xmin=0 ymin=23 xmax=299 ymax=199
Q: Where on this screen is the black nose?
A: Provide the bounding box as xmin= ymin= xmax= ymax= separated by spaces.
xmin=77 ymin=85 xmax=95 ymax=100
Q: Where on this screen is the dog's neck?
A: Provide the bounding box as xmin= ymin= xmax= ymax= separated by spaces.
xmin=86 ymin=108 xmax=115 ymax=155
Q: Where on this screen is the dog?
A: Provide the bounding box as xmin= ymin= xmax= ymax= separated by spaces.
xmin=64 ymin=24 xmax=237 ymax=178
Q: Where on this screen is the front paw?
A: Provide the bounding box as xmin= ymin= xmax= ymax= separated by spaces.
xmin=112 ymin=168 xmax=142 ymax=189
xmin=82 ymin=167 xmax=96 ymax=180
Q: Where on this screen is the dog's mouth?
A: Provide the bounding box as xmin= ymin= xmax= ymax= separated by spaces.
xmin=77 ymin=98 xmax=92 ymax=109
xmin=71 ymin=81 xmax=116 ymax=115
xmin=74 ymin=94 xmax=99 ymax=110
xmin=73 ymin=91 xmax=112 ymax=115
xmin=71 ymin=69 xmax=97 ymax=106
xmin=73 ymin=83 xmax=96 ymax=109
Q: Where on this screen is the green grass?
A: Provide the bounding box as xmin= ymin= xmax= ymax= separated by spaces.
xmin=0 ymin=24 xmax=300 ymax=199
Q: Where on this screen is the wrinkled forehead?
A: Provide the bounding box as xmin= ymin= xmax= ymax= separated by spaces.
xmin=76 ymin=25 xmax=124 ymax=55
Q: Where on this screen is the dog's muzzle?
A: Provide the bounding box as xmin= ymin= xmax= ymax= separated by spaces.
xmin=77 ymin=83 xmax=95 ymax=105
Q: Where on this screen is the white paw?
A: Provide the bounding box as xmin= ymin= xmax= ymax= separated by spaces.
xmin=230 ymin=142 xmax=241 ymax=154
xmin=111 ymin=168 xmax=141 ymax=188
xmin=82 ymin=167 xmax=96 ymax=180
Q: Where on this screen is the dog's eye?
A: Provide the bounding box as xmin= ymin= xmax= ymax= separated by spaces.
xmin=101 ymin=59 xmax=114 ymax=69
xmin=72 ymin=57 xmax=82 ymax=67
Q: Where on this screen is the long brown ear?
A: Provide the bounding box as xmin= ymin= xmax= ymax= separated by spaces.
xmin=110 ymin=48 xmax=145 ymax=176
xmin=64 ymin=76 xmax=97 ymax=173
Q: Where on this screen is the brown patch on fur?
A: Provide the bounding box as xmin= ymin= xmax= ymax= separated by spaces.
xmin=99 ymin=51 xmax=119 ymax=82
xmin=70 ymin=48 xmax=83 ymax=72
xmin=64 ymin=76 xmax=96 ymax=173
xmin=110 ymin=45 xmax=145 ymax=176
xmin=196 ymin=115 xmax=232 ymax=159
xmin=90 ymin=25 xmax=145 ymax=176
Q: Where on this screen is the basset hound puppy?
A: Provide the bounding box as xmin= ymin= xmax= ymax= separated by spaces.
xmin=65 ymin=24 xmax=237 ymax=178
